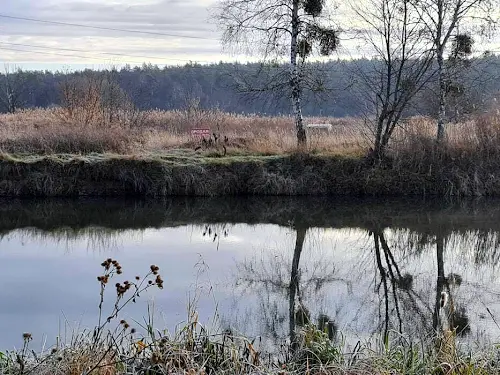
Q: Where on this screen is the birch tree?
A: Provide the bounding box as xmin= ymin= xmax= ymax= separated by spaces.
xmin=214 ymin=0 xmax=339 ymax=148
xmin=411 ymin=0 xmax=498 ymax=142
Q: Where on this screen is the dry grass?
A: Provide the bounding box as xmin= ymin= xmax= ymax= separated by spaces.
xmin=2 ymin=107 xmax=500 ymax=159
xmin=0 ymin=108 xmax=368 ymax=156
xmin=0 ymin=109 xmax=144 ymax=154
xmin=2 ymin=107 xmax=500 ymax=197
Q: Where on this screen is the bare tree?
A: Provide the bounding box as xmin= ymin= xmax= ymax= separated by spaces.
xmin=59 ymin=71 xmax=143 ymax=128
xmin=353 ymin=0 xmax=435 ymax=159
xmin=214 ymin=0 xmax=339 ymax=148
xmin=410 ymin=0 xmax=498 ymax=142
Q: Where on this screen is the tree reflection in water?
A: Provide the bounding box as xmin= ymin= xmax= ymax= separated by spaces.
xmin=232 ymin=224 xmax=352 ymax=350
xmin=227 ymin=221 xmax=500 ymax=352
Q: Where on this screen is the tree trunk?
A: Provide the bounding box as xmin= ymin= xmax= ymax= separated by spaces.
xmin=373 ymin=116 xmax=390 ymax=161
xmin=373 ymin=232 xmax=390 ymax=342
xmin=433 ymin=234 xmax=446 ymax=332
xmin=436 ymin=48 xmax=446 ymax=143
xmin=289 ymin=226 xmax=306 ymax=350
xmin=433 ymin=234 xmax=457 ymax=362
xmin=290 ymin=0 xmax=306 ymax=149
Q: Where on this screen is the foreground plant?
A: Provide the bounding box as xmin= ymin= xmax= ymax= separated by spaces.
xmin=0 ymin=259 xmax=267 ymax=375
xmin=1 ymin=259 xmax=164 ymax=375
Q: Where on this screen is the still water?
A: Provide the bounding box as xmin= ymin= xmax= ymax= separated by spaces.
xmin=1 ymin=197 xmax=500 ymax=350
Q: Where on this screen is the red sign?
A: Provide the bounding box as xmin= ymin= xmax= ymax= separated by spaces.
xmin=191 ymin=128 xmax=211 ymax=136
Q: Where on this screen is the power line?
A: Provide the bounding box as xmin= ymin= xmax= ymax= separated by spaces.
xmin=0 ymin=46 xmax=105 ymax=61
xmin=0 ymin=13 xmax=218 ymax=41
xmin=0 ymin=46 xmax=207 ymax=66
xmin=0 ymin=45 xmax=247 ymax=68
xmin=0 ymin=44 xmax=338 ymax=71
xmin=0 ymin=41 xmax=214 ymax=64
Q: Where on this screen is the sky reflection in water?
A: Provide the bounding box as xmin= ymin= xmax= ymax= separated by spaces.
xmin=1 ymin=197 xmax=500 ymax=351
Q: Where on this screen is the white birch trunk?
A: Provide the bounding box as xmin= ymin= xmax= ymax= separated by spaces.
xmin=290 ymin=0 xmax=306 ymax=148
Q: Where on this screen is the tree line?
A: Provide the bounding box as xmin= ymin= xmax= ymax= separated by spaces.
xmin=1 ymin=56 xmax=499 ymax=120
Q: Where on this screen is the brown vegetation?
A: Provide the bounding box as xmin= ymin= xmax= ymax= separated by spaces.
xmin=2 ymin=257 xmax=498 ymax=375
xmin=1 ymin=107 xmax=500 ymax=197
xmin=0 ymin=107 xmax=366 ymax=155
xmin=0 ymin=107 xmax=499 ymax=158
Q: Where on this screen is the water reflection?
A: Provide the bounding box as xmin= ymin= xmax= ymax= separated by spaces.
xmin=228 ymin=217 xmax=500 ymax=351
xmin=2 ymin=197 xmax=500 ymax=351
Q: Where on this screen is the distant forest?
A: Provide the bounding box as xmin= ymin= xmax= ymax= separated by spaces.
xmin=1 ymin=56 xmax=500 ymax=118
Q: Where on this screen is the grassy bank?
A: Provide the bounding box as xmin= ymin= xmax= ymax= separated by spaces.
xmin=4 ymin=323 xmax=500 ymax=375
xmin=1 ymin=147 xmax=500 ymax=197
xmin=2 ymin=108 xmax=500 ymax=197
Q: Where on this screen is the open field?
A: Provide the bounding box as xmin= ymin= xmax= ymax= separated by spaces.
xmin=1 ymin=108 xmax=500 ymax=197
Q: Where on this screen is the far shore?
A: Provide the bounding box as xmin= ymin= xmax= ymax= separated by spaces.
xmin=0 ymin=150 xmax=497 ymax=197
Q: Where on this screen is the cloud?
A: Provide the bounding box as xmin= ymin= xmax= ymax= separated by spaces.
xmin=0 ymin=0 xmax=226 ymax=69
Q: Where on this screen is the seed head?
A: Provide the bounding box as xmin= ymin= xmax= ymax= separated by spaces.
xmin=155 ymin=274 xmax=164 ymax=289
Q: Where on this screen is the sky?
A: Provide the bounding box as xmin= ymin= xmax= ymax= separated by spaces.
xmin=0 ymin=0 xmax=389 ymax=71
xmin=0 ymin=0 xmax=498 ymax=72
xmin=0 ymin=0 xmax=233 ymax=71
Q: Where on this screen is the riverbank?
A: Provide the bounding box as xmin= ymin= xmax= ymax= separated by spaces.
xmin=1 ymin=145 xmax=500 ymax=197
xmin=3 ymin=325 xmax=499 ymax=374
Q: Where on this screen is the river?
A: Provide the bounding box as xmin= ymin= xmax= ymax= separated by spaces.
xmin=1 ymin=197 xmax=500 ymax=352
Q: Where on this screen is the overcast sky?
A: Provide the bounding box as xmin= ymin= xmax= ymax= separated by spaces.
xmin=0 ymin=0 xmax=372 ymax=71
xmin=0 ymin=0 xmax=498 ymax=72
xmin=0 ymin=0 xmax=233 ymax=70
